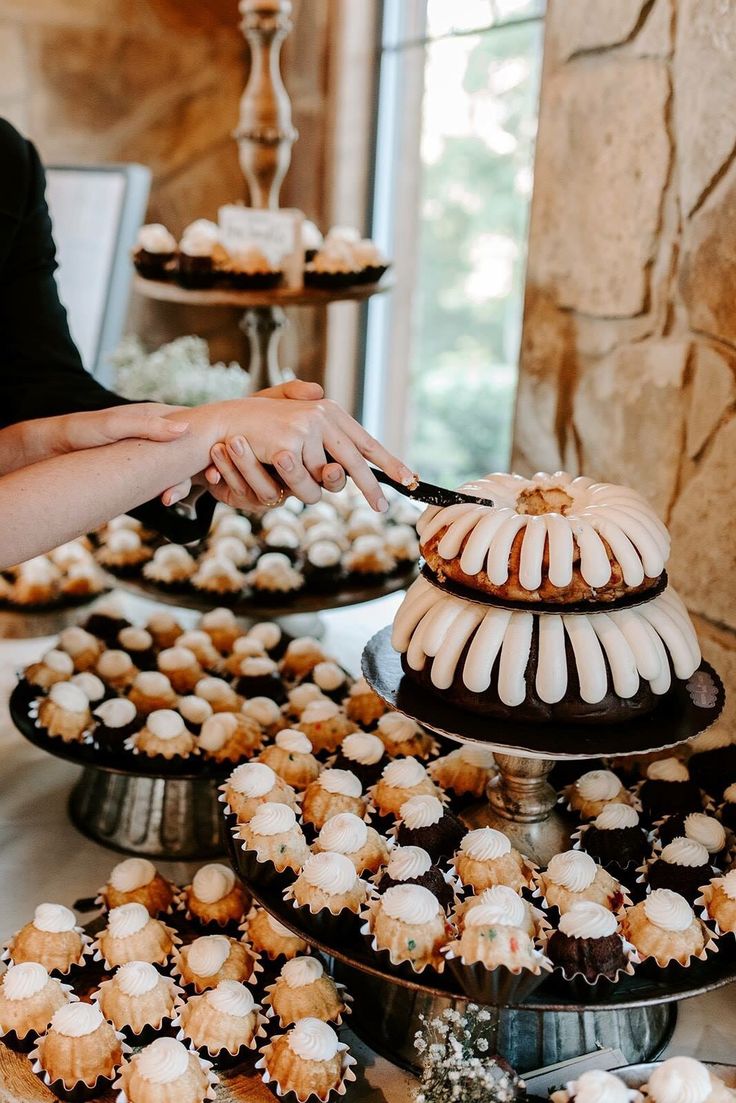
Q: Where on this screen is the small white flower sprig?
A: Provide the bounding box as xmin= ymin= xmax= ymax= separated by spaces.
xmin=110 ymin=335 xmax=249 ymax=407
xmin=413 ymin=1004 xmax=522 ymax=1103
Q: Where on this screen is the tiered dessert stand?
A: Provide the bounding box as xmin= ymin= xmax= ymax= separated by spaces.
xmin=221 ymin=534 xmax=733 ymax=1073
xmin=134 ymin=0 xmax=391 ymax=392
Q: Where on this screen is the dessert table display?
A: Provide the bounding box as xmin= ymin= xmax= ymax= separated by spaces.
xmin=218 ymin=471 xmax=736 ymax=1073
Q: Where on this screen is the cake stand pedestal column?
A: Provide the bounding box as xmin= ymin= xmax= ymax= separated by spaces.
xmin=240 ymin=304 xmax=290 ymax=390
xmin=463 ymin=752 xmax=573 ymax=866
xmin=68 ymin=768 xmax=225 ymax=860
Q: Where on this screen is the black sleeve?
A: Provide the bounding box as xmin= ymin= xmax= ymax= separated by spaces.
xmin=0 ymin=119 xmax=215 ymax=543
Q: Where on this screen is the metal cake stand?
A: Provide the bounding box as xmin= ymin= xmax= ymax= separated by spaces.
xmin=9 ymin=683 xmax=228 ymax=861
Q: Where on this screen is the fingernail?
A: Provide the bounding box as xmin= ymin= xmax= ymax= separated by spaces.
xmin=208 ymin=471 xmax=221 ymax=485
xmin=377 ymin=495 xmax=389 ymax=513
xmin=400 ymin=468 xmax=419 ymax=488
xmin=213 ymin=445 xmax=225 ymax=461
xmin=277 ymin=453 xmax=294 ymax=473
xmin=169 ymin=421 xmax=189 ymax=434
xmin=229 ymin=437 xmax=245 ymax=457
xmin=165 ymin=489 xmax=183 ymax=506
xmin=325 ymin=469 xmax=340 ymax=482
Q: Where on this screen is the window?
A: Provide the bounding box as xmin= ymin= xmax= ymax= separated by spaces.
xmin=363 ymin=0 xmax=545 ymax=486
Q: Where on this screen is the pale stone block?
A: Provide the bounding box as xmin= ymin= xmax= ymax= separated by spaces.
xmin=669 ymin=416 xmax=736 ymax=630
xmin=527 ymin=60 xmax=670 ymax=317
xmin=686 ymin=345 xmax=735 ymax=459
xmin=680 ymin=165 xmax=736 ymax=347
xmin=546 ymin=0 xmax=650 ymax=63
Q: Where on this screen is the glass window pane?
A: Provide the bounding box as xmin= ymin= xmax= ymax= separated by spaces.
xmin=406 ymin=20 xmax=543 ymax=486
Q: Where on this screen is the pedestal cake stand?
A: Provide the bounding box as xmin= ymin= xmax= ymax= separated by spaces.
xmin=9 ymin=683 xmax=228 ymax=860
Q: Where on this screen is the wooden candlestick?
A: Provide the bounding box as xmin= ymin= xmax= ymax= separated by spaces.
xmin=236 ymin=0 xmax=298 ymax=210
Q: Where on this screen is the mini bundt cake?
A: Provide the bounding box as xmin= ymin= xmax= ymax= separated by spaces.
xmin=392 ymin=576 xmax=700 ymax=723
xmin=417 ymin=471 xmax=669 ymax=605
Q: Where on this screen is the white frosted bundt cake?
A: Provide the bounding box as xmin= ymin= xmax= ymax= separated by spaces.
xmin=418 ymin=471 xmax=669 ymax=605
xmin=392 ymin=575 xmax=701 ymax=723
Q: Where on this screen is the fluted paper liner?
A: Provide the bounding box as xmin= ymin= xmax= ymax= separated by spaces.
xmin=90 ymin=975 xmax=185 ymax=1046
xmin=538 ymin=925 xmax=640 ymax=999
xmin=697 ymin=882 xmax=736 ymax=945
xmin=255 ymin=1033 xmax=357 ymax=1102
xmin=173 ymin=1002 xmax=268 ymax=1066
xmin=0 ymin=981 xmax=77 ymax=1052
xmin=171 ymin=942 xmax=263 ymax=995
xmin=3 ymin=928 xmax=94 ymax=980
xmin=113 ymin=1042 xmax=218 ymax=1102
xmin=531 ymin=870 xmax=632 ymax=918
xmin=358 ymin=899 xmax=448 ymax=976
xmin=91 ymin=922 xmax=180 ymax=972
xmin=441 ymin=939 xmax=552 ymax=1005
xmin=262 ymin=979 xmax=352 ymax=1028
xmin=282 ymin=881 xmax=368 ymax=943
xmin=29 ymin=1023 xmax=130 ymax=1102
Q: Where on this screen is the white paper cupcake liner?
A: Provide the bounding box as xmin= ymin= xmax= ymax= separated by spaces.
xmin=91 ymin=923 xmax=181 ymax=972
xmin=255 ymin=1034 xmax=357 ymax=1102
xmin=113 ymin=1042 xmax=219 ymax=1102
xmin=696 ymin=883 xmax=736 ymax=942
xmin=262 ymin=979 xmax=352 ymax=1028
xmin=173 ymin=1003 xmax=269 ymax=1060
xmin=441 ymin=941 xmax=552 ymax=1004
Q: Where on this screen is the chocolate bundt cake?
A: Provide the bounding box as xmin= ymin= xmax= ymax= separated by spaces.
xmin=392 ymin=576 xmax=701 ymax=724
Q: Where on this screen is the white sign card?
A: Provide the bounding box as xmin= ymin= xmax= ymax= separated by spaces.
xmin=218 ymin=205 xmax=304 ymax=288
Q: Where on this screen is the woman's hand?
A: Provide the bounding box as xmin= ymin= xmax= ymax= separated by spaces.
xmin=58 ymin=403 xmax=190 ymax=452
xmin=207 ymin=383 xmax=413 ymax=512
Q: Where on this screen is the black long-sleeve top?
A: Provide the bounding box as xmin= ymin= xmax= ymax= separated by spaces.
xmin=0 ymin=117 xmax=214 ymax=543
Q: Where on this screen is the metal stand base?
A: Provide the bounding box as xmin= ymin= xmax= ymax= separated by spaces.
xmin=68 ymin=767 xmax=226 ymax=860
xmin=336 ymin=961 xmax=676 ymax=1075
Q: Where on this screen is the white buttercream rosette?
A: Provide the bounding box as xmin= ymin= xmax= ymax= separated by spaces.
xmin=91 ymin=904 xmax=181 ymax=971
xmin=634 ymin=837 xmax=718 ymax=891
xmin=113 ymin=1038 xmax=218 ymax=1103
xmin=531 ymin=851 xmax=632 ymax=915
xmin=94 ymin=858 xmax=181 ymax=917
xmin=255 ymin=1019 xmax=357 ymax=1103
xmin=170 ymin=934 xmax=263 ymax=993
xmin=282 ymin=852 xmax=371 ymax=918
xmin=172 ymin=981 xmax=268 ymax=1059
xmin=90 ymin=963 xmax=185 ymax=1039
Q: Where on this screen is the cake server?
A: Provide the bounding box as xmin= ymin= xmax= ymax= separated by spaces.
xmin=371 ymin=468 xmax=494 ymax=508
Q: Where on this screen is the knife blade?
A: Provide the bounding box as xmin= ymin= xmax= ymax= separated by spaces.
xmin=371 ymin=468 xmax=494 ymax=508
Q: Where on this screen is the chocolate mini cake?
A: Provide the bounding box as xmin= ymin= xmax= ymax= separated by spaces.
xmin=234 ymin=656 xmax=285 ymax=703
xmin=688 ymin=741 xmax=736 ymax=801
xmin=375 ymin=846 xmax=455 ymax=912
xmin=646 ymin=838 xmax=713 ymax=903
xmin=719 ymin=783 xmax=736 ymax=833
xmin=93 ymin=698 xmax=139 ymax=752
xmin=638 ymin=759 xmax=703 ymax=821
xmin=656 ymin=812 xmax=728 ymax=866
xmin=394 ymin=795 xmax=465 ymax=862
xmin=546 ymin=901 xmax=629 ymax=983
xmin=83 ymin=599 xmax=131 ymax=646
xmin=393 ymin=576 xmax=700 ymax=724
xmin=580 ymin=803 xmax=649 ymax=878
xmin=331 ymin=731 xmax=386 ymax=787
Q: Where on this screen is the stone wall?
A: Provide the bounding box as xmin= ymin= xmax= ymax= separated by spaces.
xmin=0 ymin=0 xmax=335 ymax=378
xmin=514 ymin=0 xmax=736 ymax=729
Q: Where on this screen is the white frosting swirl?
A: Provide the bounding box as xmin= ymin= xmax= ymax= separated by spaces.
xmin=301 ymin=851 xmax=357 ymax=894
xmin=249 ymin=802 xmax=297 ymax=837
xmin=147 ymin=710 xmax=185 ymax=741
xmin=566 ymin=1070 xmax=636 ymax=1103
xmin=382 ymin=757 xmax=427 ymax=789
xmin=288 ymin=685 xmax=325 ymax=712
xmin=242 ymin=697 xmax=282 ymax=726
xmin=558 ymin=901 xmax=618 ymax=940
xmin=722 ymin=782 xmax=736 ymax=804
xmin=275 ymin=728 xmax=313 ymax=754
xmin=192 ymin=864 xmax=236 ymax=904
xmin=647 ymin=758 xmax=690 ymax=782
xmin=109 ymin=858 xmax=156 ymax=893
xmin=195 ymin=676 xmax=234 ymax=703
xmin=378 ymin=713 xmax=422 ymax=744
xmin=348 ymin=677 xmax=372 ymax=698
xmin=643 ymin=889 xmax=694 ymax=932
xmin=312 ymin=662 xmax=346 ymax=692
xmin=115 ymin=961 xmax=160 ymax=997
xmin=134 ymin=672 xmax=173 ymax=697
xmin=593 ymin=803 xmax=640 ymax=830
xmin=720 ymin=870 xmax=736 ymax=901
xmin=199 ymin=713 xmax=239 ymax=752
xmin=470 ymin=886 xmax=528 ymax=927
xmin=248 ymin=622 xmax=282 ymax=650
xmin=386 ymin=846 xmax=433 ymax=881
xmin=158 ymin=647 xmax=199 ymax=672
xmin=48 ymin=681 xmax=89 ymax=712
xmin=265 ymin=914 xmax=294 ymax=937
xmin=646 ymin=1057 xmax=713 ymax=1103
xmin=94 ymin=698 xmax=137 ymax=728
xmin=576 ymin=770 xmax=622 ymax=802
xmin=106 ymin=530 xmax=142 ymax=554
xmin=340 ymin=731 xmax=384 ymax=765
xmin=180 ymin=219 xmax=220 ymax=256
xmin=287 ymin=1018 xmax=341 ymax=1062
xmin=318 ymin=812 xmax=368 ymax=854
xmin=232 ymin=637 xmax=267 ymax=660
xmin=400 ymin=794 xmax=444 ymax=829
xmin=205 ymin=979 xmax=254 ymax=1017
xmin=460 ymin=827 xmax=511 ymax=862
xmin=682 ymin=813 xmax=725 ymax=854
xmin=281 ymin=956 xmax=324 ymax=989
xmin=458 ymin=745 xmax=496 ymax=768
xmin=136 ymin=1037 xmax=191 ymax=1084
xmin=307 ymin=540 xmax=342 ymax=568
xmin=137 ymin=224 xmax=177 ymax=253
xmin=201 ymin=607 xmax=238 ymax=629
xmin=119 ymin=627 xmax=153 ymax=651
xmin=186 ymin=936 xmax=231 ymax=977
xmin=33 ymin=903 xmax=77 ymax=933
xmin=660 ymin=837 xmax=709 ymax=868
xmin=381 ymin=884 xmax=441 ymax=924
xmin=319 ymin=769 xmax=362 ymax=797
xmin=147 ymin=612 xmax=180 ymax=635
xmin=107 ymin=903 xmax=150 ymax=939
xmin=59 ymin=626 xmax=99 ymax=657
xmin=239 ymin=656 xmax=277 ymax=677
xmin=178 ymin=696 xmax=213 ymax=725
xmin=286 ymin=637 xmax=323 ymax=658
xmin=301 ymin=699 xmax=340 ymax=724
xmin=41 ymin=650 xmax=74 ymax=676
xmin=546 ymin=851 xmax=598 ymax=892
xmin=3 ymin=962 xmax=50 ymax=1000
xmin=229 ymin=762 xmax=276 ymax=797
xmin=97 ymin=650 xmax=134 ymax=679
xmin=51 ymin=1002 xmax=104 ymax=1038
